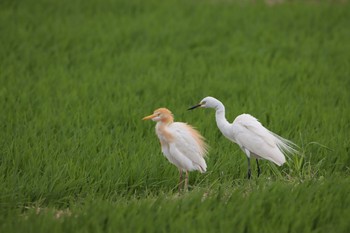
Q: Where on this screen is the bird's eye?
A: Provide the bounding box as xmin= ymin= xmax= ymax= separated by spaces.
xmin=202 ymin=101 xmax=206 ymax=105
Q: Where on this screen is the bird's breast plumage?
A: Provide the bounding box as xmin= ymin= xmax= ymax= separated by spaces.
xmin=154 ymin=121 xmax=208 ymax=172
xmin=155 ymin=123 xmax=174 ymax=144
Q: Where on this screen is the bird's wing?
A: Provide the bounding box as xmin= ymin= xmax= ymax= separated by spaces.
xmin=168 ymin=122 xmax=208 ymax=172
xmin=233 ymin=114 xmax=276 ymax=147
xmin=232 ymin=114 xmax=286 ymax=165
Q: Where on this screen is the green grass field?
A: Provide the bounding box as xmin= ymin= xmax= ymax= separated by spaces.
xmin=1 ymin=0 xmax=350 ymax=232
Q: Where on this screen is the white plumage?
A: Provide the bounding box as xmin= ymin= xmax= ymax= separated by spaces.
xmin=143 ymin=108 xmax=208 ymax=190
xmin=189 ymin=96 xmax=297 ymax=178
xmin=158 ymin=122 xmax=207 ymax=172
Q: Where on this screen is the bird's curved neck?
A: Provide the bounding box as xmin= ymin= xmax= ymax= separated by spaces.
xmin=214 ymin=102 xmax=230 ymax=136
xmin=155 ymin=121 xmax=174 ymax=142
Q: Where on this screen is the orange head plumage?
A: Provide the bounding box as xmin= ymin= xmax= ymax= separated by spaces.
xmin=142 ymin=108 xmax=174 ymax=124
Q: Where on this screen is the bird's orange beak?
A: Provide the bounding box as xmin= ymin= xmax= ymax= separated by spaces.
xmin=142 ymin=113 xmax=156 ymax=120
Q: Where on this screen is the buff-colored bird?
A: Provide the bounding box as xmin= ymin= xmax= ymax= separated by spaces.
xmin=143 ymin=108 xmax=208 ymax=191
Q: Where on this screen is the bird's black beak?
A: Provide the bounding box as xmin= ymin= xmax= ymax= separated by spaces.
xmin=187 ymin=104 xmax=202 ymax=110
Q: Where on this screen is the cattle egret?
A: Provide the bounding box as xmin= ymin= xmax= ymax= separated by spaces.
xmin=143 ymin=108 xmax=208 ymax=191
xmin=188 ymin=96 xmax=297 ymax=179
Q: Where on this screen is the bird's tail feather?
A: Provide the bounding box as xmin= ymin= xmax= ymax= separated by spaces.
xmin=271 ymin=131 xmax=299 ymax=156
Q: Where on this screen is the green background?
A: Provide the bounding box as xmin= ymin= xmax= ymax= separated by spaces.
xmin=1 ymin=0 xmax=349 ymax=232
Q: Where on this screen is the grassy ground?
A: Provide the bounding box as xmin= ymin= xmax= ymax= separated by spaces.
xmin=1 ymin=0 xmax=350 ymax=232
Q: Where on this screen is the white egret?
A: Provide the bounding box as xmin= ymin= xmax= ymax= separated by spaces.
xmin=188 ymin=96 xmax=297 ymax=179
xmin=143 ymin=108 xmax=208 ymax=191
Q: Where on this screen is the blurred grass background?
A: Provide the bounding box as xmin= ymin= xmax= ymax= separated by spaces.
xmin=0 ymin=0 xmax=349 ymax=232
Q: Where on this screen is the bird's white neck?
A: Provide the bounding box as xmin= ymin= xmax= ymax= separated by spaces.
xmin=213 ymin=100 xmax=231 ymax=138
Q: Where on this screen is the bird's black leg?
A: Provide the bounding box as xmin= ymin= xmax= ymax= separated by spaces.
xmin=256 ymin=159 xmax=261 ymax=177
xmin=247 ymin=157 xmax=251 ymax=179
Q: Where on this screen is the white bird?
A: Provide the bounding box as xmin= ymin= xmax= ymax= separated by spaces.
xmin=143 ymin=108 xmax=208 ymax=191
xmin=188 ymin=96 xmax=297 ymax=179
